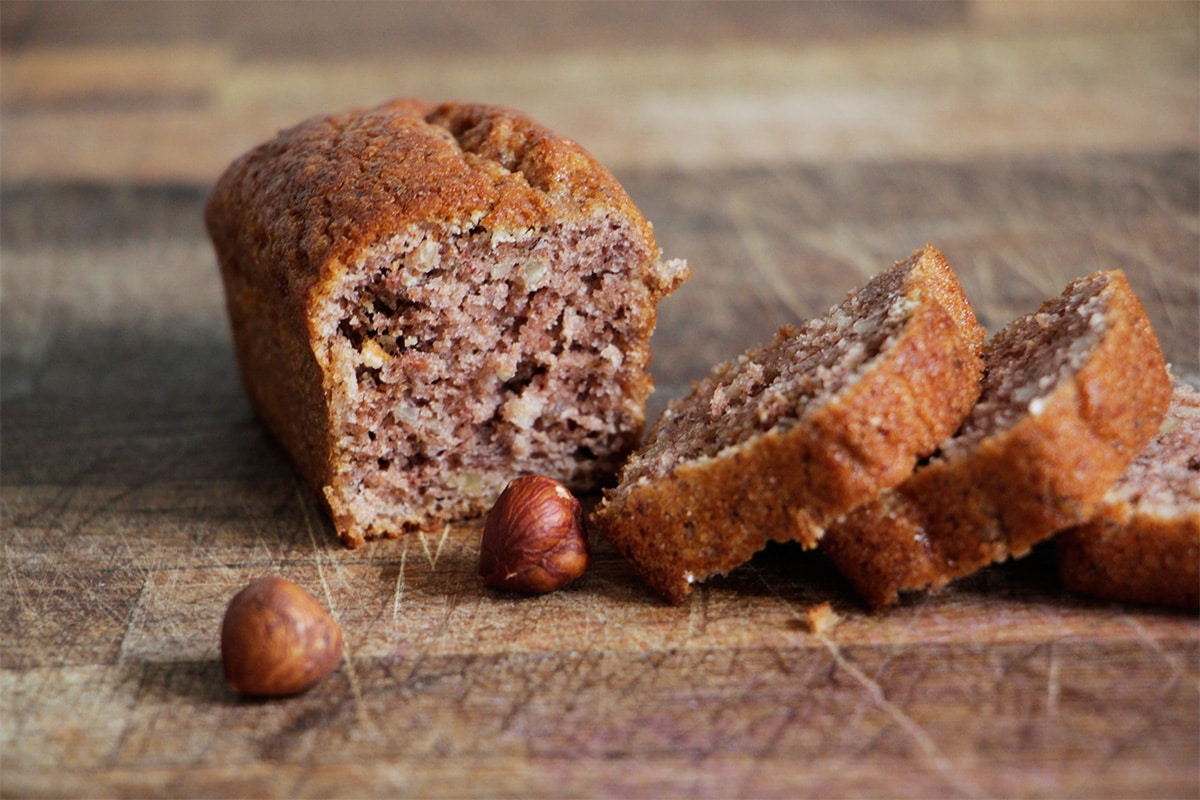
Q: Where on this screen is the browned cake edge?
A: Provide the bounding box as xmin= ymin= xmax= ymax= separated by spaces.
xmin=1057 ymin=512 xmax=1200 ymax=609
xmin=592 ymin=245 xmax=985 ymax=603
xmin=1057 ymin=384 xmax=1200 ymax=609
xmin=823 ymin=270 xmax=1173 ymax=608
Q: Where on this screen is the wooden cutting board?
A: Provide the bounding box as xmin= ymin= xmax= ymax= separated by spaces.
xmin=2 ymin=2 xmax=1197 ymax=797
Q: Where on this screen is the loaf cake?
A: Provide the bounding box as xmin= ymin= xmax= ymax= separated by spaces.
xmin=1056 ymin=383 xmax=1199 ymax=609
xmin=205 ymin=99 xmax=689 ymax=547
xmin=821 ymin=270 xmax=1173 ymax=608
xmin=591 ymin=245 xmax=986 ymax=602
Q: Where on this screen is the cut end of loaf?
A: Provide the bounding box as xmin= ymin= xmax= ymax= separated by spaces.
xmin=318 ymin=218 xmax=686 ymax=546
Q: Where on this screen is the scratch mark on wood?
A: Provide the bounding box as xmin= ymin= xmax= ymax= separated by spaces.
xmin=1104 ymin=233 xmax=1191 ymax=334
xmin=3 ymin=536 xmax=32 ymax=623
xmin=1120 ymin=155 xmax=1200 ymax=234
xmin=115 ymin=570 xmax=152 ymax=663
xmin=1119 ymin=612 xmax=1198 ymax=695
xmin=751 ymin=569 xmax=984 ymax=798
xmin=725 ymin=191 xmax=811 ymax=321
xmin=297 ymin=485 xmax=371 ymax=730
xmin=392 ymin=542 xmax=408 ymax=623
xmin=434 ymin=523 xmax=450 ymax=566
xmin=1004 ymin=247 xmax=1061 ymax=303
xmin=1046 ymin=639 xmax=1060 ymax=719
xmin=417 ymin=524 xmax=450 ymax=570
xmin=686 ymin=585 xmax=708 ymax=641
xmin=818 ymin=634 xmax=983 ymax=798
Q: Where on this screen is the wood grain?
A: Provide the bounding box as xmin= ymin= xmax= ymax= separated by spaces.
xmin=2 ymin=2 xmax=1197 ymax=181
xmin=2 ymin=2 xmax=1197 ymax=798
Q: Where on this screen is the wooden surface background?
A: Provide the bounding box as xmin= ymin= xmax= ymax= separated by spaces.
xmin=2 ymin=2 xmax=1198 ymax=797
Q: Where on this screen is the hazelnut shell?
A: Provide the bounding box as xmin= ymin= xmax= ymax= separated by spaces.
xmin=479 ymin=476 xmax=589 ymax=593
xmin=220 ymin=576 xmax=344 ymax=697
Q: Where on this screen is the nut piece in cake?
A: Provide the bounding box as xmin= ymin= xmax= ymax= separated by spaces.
xmin=205 ymin=100 xmax=688 ymax=546
xmin=591 ymin=245 xmax=985 ymax=603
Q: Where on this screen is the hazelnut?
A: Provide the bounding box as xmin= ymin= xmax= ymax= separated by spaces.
xmin=220 ymin=576 xmax=343 ymax=697
xmin=479 ymin=475 xmax=588 ymax=593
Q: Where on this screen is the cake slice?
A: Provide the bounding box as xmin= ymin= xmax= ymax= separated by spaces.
xmin=591 ymin=245 xmax=986 ymax=602
xmin=205 ymin=99 xmax=689 ymax=546
xmin=821 ymin=270 xmax=1172 ymax=608
xmin=1056 ymin=383 xmax=1199 ymax=609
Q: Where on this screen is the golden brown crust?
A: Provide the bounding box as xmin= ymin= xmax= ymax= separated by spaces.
xmin=822 ymin=271 xmax=1173 ymax=608
xmin=593 ymin=246 xmax=985 ymax=603
xmin=1057 ymin=512 xmax=1199 ymax=609
xmin=1056 ymin=384 xmax=1200 ymax=609
xmin=207 ymin=100 xmax=654 ymax=291
xmin=205 ymin=100 xmax=681 ymax=545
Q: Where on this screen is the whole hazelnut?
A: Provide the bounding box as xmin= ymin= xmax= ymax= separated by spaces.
xmin=220 ymin=576 xmax=344 ymax=697
xmin=479 ymin=475 xmax=589 ymax=593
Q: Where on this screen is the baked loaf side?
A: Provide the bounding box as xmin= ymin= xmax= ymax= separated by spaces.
xmin=822 ymin=270 xmax=1173 ymax=608
xmin=1056 ymin=383 xmax=1199 ymax=609
xmin=205 ymin=99 xmax=689 ymax=546
xmin=591 ymin=245 xmax=986 ymax=603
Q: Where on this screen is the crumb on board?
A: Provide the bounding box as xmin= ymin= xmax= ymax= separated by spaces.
xmin=806 ymin=601 xmax=841 ymax=635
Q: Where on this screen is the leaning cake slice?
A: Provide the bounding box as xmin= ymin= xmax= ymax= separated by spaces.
xmin=205 ymin=100 xmax=688 ymax=546
xmin=1056 ymin=383 xmax=1199 ymax=609
xmin=591 ymin=245 xmax=986 ymax=603
xmin=822 ymin=270 xmax=1172 ymax=608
